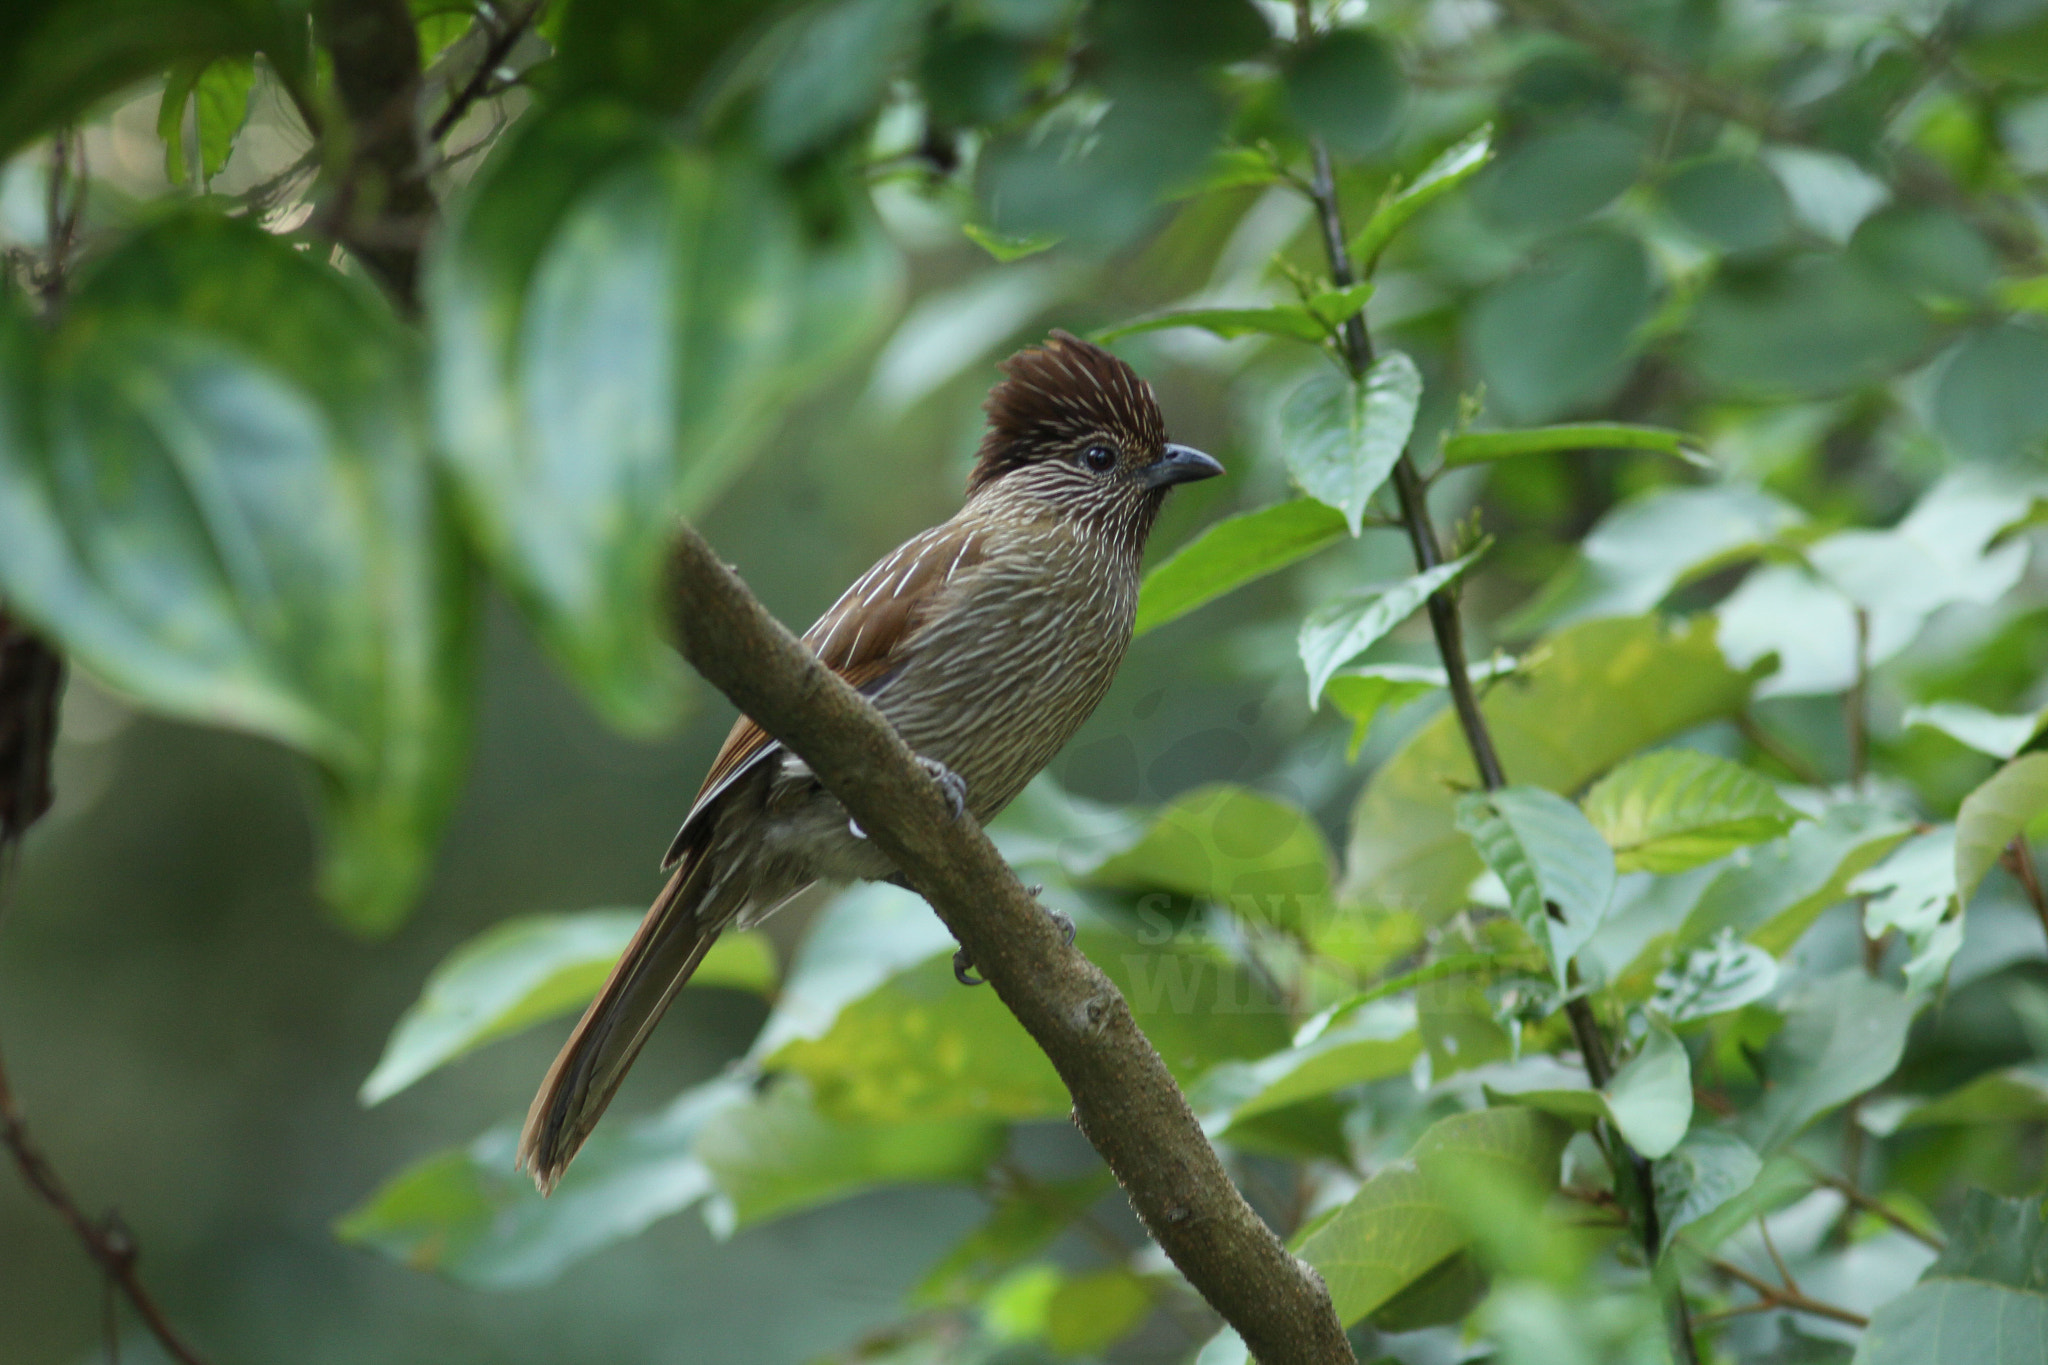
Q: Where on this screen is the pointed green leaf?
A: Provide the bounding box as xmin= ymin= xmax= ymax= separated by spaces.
xmin=1651 ymin=930 xmax=1780 ymax=1023
xmin=1134 ymin=498 xmax=1348 ymax=636
xmin=1602 ymin=1025 xmax=1693 ymax=1157
xmin=1746 ymin=971 xmax=1913 ymax=1152
xmin=1905 ymin=700 xmax=2048 ymax=760
xmin=1957 ymin=753 xmax=2048 ymax=910
xmin=1323 ymin=657 xmax=1520 ymax=761
xmin=1300 ymin=544 xmax=1485 ymax=707
xmin=1582 ymin=749 xmax=1803 ymax=873
xmin=1297 ymin=1107 xmax=1569 ymax=1326
xmin=1349 ymin=125 xmax=1494 ymax=266
xmin=0 ymin=215 xmax=473 ymax=933
xmin=1440 ymin=422 xmax=1698 ymax=469
xmin=1283 ymin=351 xmax=1421 ymax=535
xmin=1093 ymin=304 xmax=1330 ymax=345
xmin=1456 ymin=786 xmax=1617 ymax=983
xmin=1653 ymin=1130 xmax=1761 ymax=1248
xmin=1854 ymin=828 xmax=1964 ymax=995
xmin=360 ymin=912 xmax=777 ymax=1105
xmin=961 ymin=222 xmax=1058 ymax=262
xmin=1045 ymin=1268 xmax=1157 ymax=1355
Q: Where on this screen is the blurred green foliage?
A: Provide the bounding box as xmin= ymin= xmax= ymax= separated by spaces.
xmin=7 ymin=0 xmax=2048 ymax=1363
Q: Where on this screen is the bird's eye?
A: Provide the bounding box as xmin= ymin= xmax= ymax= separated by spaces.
xmin=1080 ymin=444 xmax=1117 ymax=473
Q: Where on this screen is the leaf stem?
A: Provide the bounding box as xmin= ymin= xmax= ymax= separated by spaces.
xmin=1300 ymin=134 xmax=1699 ymax=1365
xmin=1795 ymin=1159 xmax=1946 ymax=1251
xmin=1701 ymin=1253 xmax=1870 ymax=1328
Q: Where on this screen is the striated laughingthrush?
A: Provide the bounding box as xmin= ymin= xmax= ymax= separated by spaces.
xmin=520 ymin=330 xmax=1222 ymax=1190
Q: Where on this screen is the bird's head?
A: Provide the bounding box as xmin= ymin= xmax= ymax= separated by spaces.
xmin=967 ymin=330 xmax=1222 ymax=541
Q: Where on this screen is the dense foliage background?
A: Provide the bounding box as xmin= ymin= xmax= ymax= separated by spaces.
xmin=6 ymin=0 xmax=2048 ymax=1362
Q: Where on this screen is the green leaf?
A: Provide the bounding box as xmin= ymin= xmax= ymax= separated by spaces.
xmin=1192 ymin=998 xmax=1419 ymax=1131
xmin=1349 ymin=125 xmax=1494 ymax=267
xmin=429 ymin=105 xmax=901 ymax=732
xmin=1323 ymin=658 xmax=1517 ymax=762
xmin=697 ymin=1078 xmax=1004 ymax=1234
xmin=1933 ymin=321 xmax=2048 ymax=465
xmin=1282 ymin=27 xmax=1404 ymax=158
xmin=1085 ymin=784 xmax=1335 ymax=935
xmin=1491 ymin=1026 xmax=1693 ymax=1158
xmin=1745 ymin=971 xmax=1914 ymax=1152
xmin=1455 ymin=786 xmax=1617 ymax=984
xmin=1300 ymin=544 xmax=1485 ymax=707
xmin=1896 ymin=1067 xmax=2048 ymax=1129
xmin=1653 ymin=1129 xmax=1761 ymax=1248
xmin=1601 ymin=1025 xmax=1693 ymax=1158
xmin=1282 ymin=352 xmax=1422 ymax=536
xmin=756 ymin=884 xmax=1287 ymax=1124
xmin=1905 ymin=700 xmax=2048 ymax=760
xmin=1345 ymin=615 xmax=1759 ymax=920
xmin=1510 ymin=485 xmax=1802 ymax=633
xmin=1856 ymin=1279 xmax=2048 ymax=1362
xmin=1093 ymin=304 xmax=1332 ymax=345
xmin=1134 ymin=498 xmax=1349 ymax=636
xmin=1304 ymin=282 xmax=1378 ymax=331
xmin=336 ymin=1076 xmax=744 ymax=1288
xmin=961 ymin=222 xmax=1058 ymax=262
xmin=1651 ymin=930 xmax=1780 ymax=1024
xmin=1582 ymin=749 xmax=1803 ymax=873
xmin=1676 ymin=796 xmax=1914 ymax=953
xmin=1854 ymin=828 xmax=1964 ymax=995
xmin=1045 ymin=1267 xmax=1156 ymax=1355
xmin=1470 ymin=228 xmax=1653 ymax=423
xmin=1931 ymin=1190 xmax=2048 ymax=1291
xmin=754 ymin=0 xmax=927 ymax=159
xmin=1297 ymin=1107 xmax=1570 ymax=1326
xmin=1957 ymin=754 xmax=2048 ymax=910
xmin=0 ymin=215 xmax=473 ymax=934
xmin=1439 ymin=422 xmax=1699 ymax=469
xmin=160 ymin=56 xmax=253 ymax=184
xmin=913 ymin=1172 xmax=1114 ymax=1306
xmin=360 ymin=912 xmax=777 ymax=1105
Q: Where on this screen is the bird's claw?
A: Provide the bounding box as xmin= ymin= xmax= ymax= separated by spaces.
xmin=950 ymin=892 xmax=1076 ymax=987
xmin=917 ymin=756 xmax=969 ymax=821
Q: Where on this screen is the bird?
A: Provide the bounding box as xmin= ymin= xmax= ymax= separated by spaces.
xmin=518 ymin=329 xmax=1223 ymax=1192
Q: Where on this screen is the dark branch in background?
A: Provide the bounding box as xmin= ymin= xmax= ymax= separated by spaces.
xmin=312 ymin=0 xmax=436 ymax=307
xmin=661 ymin=528 xmax=1356 ymax=1365
xmin=0 ymin=141 xmax=215 ymax=1365
xmin=427 ymin=0 xmax=547 ymax=145
xmin=1299 ymin=140 xmax=1701 ymax=1364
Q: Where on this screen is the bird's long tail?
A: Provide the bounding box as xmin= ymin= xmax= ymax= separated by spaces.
xmin=519 ymin=853 xmax=721 ymax=1192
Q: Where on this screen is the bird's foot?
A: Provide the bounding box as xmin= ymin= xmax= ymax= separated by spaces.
xmin=953 ymin=885 xmax=1074 ymax=987
xmin=917 ymin=756 xmax=969 ymax=820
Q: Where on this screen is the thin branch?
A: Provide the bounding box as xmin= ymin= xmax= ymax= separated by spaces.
xmin=1701 ymin=1254 xmax=1870 ymax=1329
xmin=1737 ymin=711 xmax=1827 ymax=787
xmin=659 ymin=528 xmax=1355 ymax=1365
xmin=1296 ymin=104 xmax=1697 ymax=1362
xmin=1847 ymin=608 xmax=1871 ymax=794
xmin=426 ymin=0 xmax=547 ymax=145
xmin=1796 ymin=1159 xmax=1946 ymax=1251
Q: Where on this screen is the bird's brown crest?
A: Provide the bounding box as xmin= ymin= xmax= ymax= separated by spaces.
xmin=968 ymin=330 xmax=1165 ymax=494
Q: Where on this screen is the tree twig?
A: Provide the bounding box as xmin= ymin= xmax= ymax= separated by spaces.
xmin=1298 ymin=114 xmax=1699 ymax=1364
xmin=1701 ymin=1253 xmax=1870 ymax=1328
xmin=2005 ymin=836 xmax=2048 ymax=949
xmin=425 ymin=0 xmax=547 ymax=145
xmin=1737 ymin=711 xmax=1826 ymax=788
xmin=1796 ymin=1159 xmax=1946 ymax=1251
xmin=659 ymin=528 xmax=1355 ymax=1364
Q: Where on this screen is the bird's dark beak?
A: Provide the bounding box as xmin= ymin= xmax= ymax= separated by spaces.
xmin=1143 ymin=443 xmax=1224 ymax=490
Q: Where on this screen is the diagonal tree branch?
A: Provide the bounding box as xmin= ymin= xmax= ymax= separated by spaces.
xmin=661 ymin=527 xmax=1355 ymax=1365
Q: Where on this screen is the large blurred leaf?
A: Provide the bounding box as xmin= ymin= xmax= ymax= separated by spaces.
xmin=914 ymin=1172 xmax=1114 ymax=1306
xmin=755 ymin=0 xmax=929 ymax=159
xmin=1439 ymin=422 xmax=1694 ymax=469
xmin=1581 ymin=749 xmax=1802 ymax=874
xmin=1472 ymin=122 xmax=1643 ymax=236
xmin=697 ymin=1077 xmax=1005 ymax=1234
xmin=1957 ymin=754 xmax=2048 ymax=910
xmin=337 ymin=1076 xmax=746 ymax=1289
xmin=1344 ymin=616 xmax=1758 ymax=919
xmin=360 ymin=912 xmax=777 ymax=1105
xmin=1745 ymin=971 xmax=1913 ymax=1152
xmin=1660 ymin=157 xmax=1794 ymax=256
xmin=0 ymin=0 xmax=298 ymax=163
xmin=1282 ymin=352 xmax=1422 ymax=536
xmin=1934 ymin=321 xmax=2048 ymax=465
xmin=1905 ymin=700 xmax=2048 ymax=760
xmin=1509 ymin=484 xmax=1801 ymax=632
xmin=1855 ymin=1191 xmax=2048 ymax=1364
xmin=1469 ymin=228 xmax=1653 ymax=423
xmin=755 ymin=882 xmax=1288 ymax=1123
xmin=1324 ymin=657 xmax=1517 ymax=761
xmin=1675 ymin=796 xmax=1913 ymax=953
xmin=1297 ymin=1107 xmax=1571 ymax=1326
xmin=1455 ymin=786 xmax=1616 ymax=985
xmin=1134 ymin=498 xmax=1348 ymax=636
xmin=1687 ymin=251 xmax=1932 ymax=397
xmin=1085 ymin=783 xmax=1334 ymax=934
xmin=0 ymin=215 xmax=473 ymax=932
xmin=429 ymin=104 xmax=902 ymax=731
xmin=1282 ymin=27 xmax=1404 ymax=158
xmin=1653 ymin=1129 xmax=1761 ymax=1248
xmin=1192 ymin=998 xmax=1419 ymax=1134
xmin=1299 ymin=545 xmax=1484 ymax=707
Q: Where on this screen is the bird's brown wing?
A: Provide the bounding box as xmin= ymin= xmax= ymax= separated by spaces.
xmin=662 ymin=521 xmax=988 ymax=868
